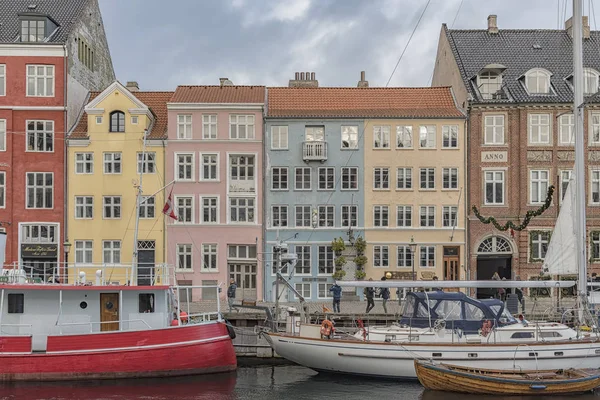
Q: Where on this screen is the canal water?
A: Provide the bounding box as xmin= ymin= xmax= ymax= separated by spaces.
xmin=1 ymin=365 xmax=599 ymax=400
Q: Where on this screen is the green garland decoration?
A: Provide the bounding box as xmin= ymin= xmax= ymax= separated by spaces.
xmin=472 ymin=185 xmax=555 ymax=232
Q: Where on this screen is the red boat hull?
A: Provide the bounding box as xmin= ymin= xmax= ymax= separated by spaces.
xmin=0 ymin=322 xmax=236 ymax=381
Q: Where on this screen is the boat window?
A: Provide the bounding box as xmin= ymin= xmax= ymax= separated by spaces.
xmin=402 ymin=296 xmax=415 ymax=318
xmin=540 ymin=331 xmax=562 ymax=338
xmin=464 ymin=303 xmax=485 ymax=320
xmin=435 ymin=300 xmax=462 ymax=320
xmin=489 ymin=304 xmax=501 ymax=316
xmin=8 ymin=293 xmax=24 ymax=314
xmin=511 ymin=331 xmax=534 ymax=339
xmin=499 ymin=307 xmax=517 ymax=324
xmin=139 ymin=293 xmax=155 ymax=313
xmin=416 ymin=302 xmax=431 ymax=318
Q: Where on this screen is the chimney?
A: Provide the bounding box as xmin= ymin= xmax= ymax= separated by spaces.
xmin=126 ymin=81 xmax=139 ymax=92
xmin=565 ymin=16 xmax=590 ymax=39
xmin=357 ymin=70 xmax=369 ymax=88
xmin=219 ymin=77 xmax=234 ymax=86
xmin=288 ymin=71 xmax=319 ymax=88
xmin=487 ymin=15 xmax=498 ymax=34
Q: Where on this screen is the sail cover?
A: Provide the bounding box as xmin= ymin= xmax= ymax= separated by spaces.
xmin=542 ymin=176 xmax=577 ymax=275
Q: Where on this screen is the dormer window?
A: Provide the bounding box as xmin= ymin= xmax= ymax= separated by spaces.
xmin=525 ymin=68 xmax=551 ymax=94
xmin=110 ymin=111 xmax=125 ymax=132
xmin=476 ymin=64 xmax=506 ymax=100
xmin=584 ymin=68 xmax=600 ymax=95
xmin=21 ymin=19 xmax=45 ymax=42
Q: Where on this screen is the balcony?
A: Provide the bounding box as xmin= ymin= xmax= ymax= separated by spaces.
xmin=302 ymin=141 xmax=328 ymax=162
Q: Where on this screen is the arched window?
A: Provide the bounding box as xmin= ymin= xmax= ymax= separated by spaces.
xmin=584 ymin=68 xmax=600 ymax=95
xmin=477 ymin=236 xmax=512 ymax=254
xmin=110 ymin=111 xmax=125 ymax=132
xmin=525 ymin=68 xmax=551 ymax=94
xmin=478 ymin=71 xmax=502 ymax=99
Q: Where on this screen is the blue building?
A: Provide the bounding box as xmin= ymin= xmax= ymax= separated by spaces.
xmin=264 ymin=82 xmax=365 ymax=302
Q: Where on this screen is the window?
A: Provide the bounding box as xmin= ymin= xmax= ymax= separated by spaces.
xmin=318 ymin=205 xmax=334 ymax=227
xmin=485 ymin=171 xmax=505 ymax=205
xmin=419 ymin=125 xmax=436 ymax=148
xmin=318 ymin=246 xmax=334 ymax=275
xmin=442 ymin=168 xmax=458 ymax=189
xmin=530 ymin=170 xmax=549 ymax=204
xmin=202 ymin=244 xmax=218 ymax=271
xmin=373 ymin=245 xmax=389 ymax=267
xmin=295 ymin=167 xmax=311 ymax=190
xmin=139 ymin=196 xmax=155 ymax=219
xmin=341 ymin=205 xmax=357 ymax=227
xmin=75 ymin=196 xmax=93 ymax=219
xmin=295 ymin=205 xmax=311 ymax=227
xmin=177 ymin=244 xmax=193 ymax=270
xmin=128 ymin=115 xmax=137 ymax=126
xmin=103 ymin=196 xmax=121 ymax=219
xmin=228 ymin=245 xmax=257 ymax=260
xmin=230 ymin=115 xmax=255 ymax=139
xmin=318 ymin=283 xmax=333 ymax=299
xmin=26 ymin=172 xmax=52 ymax=209
xmin=397 ymin=246 xmax=413 ymax=267
xmin=442 ymin=126 xmax=458 ymax=148
xmin=591 ymin=232 xmax=600 ymax=260
xmin=202 ymin=114 xmax=217 ymax=139
xmin=177 ymin=115 xmax=192 ymax=139
xmin=305 ymin=126 xmax=324 ymax=141
xmin=396 ymin=125 xmax=413 ymax=148
xmin=318 ymin=167 xmax=334 ymax=190
xmin=420 ymin=246 xmax=435 ymax=267
xmin=229 ymin=155 xmax=255 ymax=192
xmin=442 ymin=206 xmax=458 ymax=227
xmin=295 ymin=283 xmax=311 ymax=299
xmin=584 ymin=68 xmax=599 ymax=94
xmin=373 ymin=168 xmax=389 ymax=190
xmin=560 ymin=170 xmax=572 ymax=200
xmin=109 ymin=111 xmax=125 ymax=132
xmin=484 ymin=115 xmax=505 ymax=145
xmin=21 ymin=19 xmax=45 ymax=42
xmin=341 ymin=167 xmax=358 ymax=190
xmin=559 ymin=114 xmax=574 ymax=145
xmin=592 ymin=113 xmax=600 ymax=145
xmin=529 ymin=114 xmax=550 ymax=144
xmin=295 ymin=245 xmax=311 ymax=275
xmin=138 ymin=294 xmax=154 ymax=313
xmin=478 ymin=71 xmax=502 ymax=99
xmin=373 ymin=126 xmax=391 ymax=148
xmin=26 ymin=120 xmax=53 ymax=152
xmin=420 ymin=168 xmax=435 ymax=189
xmin=0 ymin=119 xmax=5 ymax=151
xmin=201 ymin=154 xmax=219 ymax=181
xmin=373 ymin=205 xmax=389 ymax=227
xmin=201 ymin=197 xmax=218 ymax=223
xmin=21 ymin=224 xmax=56 ymax=243
xmin=525 ymin=69 xmax=551 ymax=94
xmin=271 ymin=126 xmax=288 ymax=149
xmin=396 ymin=205 xmax=412 ymax=227
xmin=7 ymin=294 xmax=24 ymax=314
xmin=530 ymin=232 xmax=550 ymax=260
xmin=27 ymin=65 xmax=53 ymax=96
xmin=75 ymin=153 xmax=93 ymax=174
xmin=420 ymin=206 xmax=435 ymax=227
xmin=102 ymin=240 xmax=121 ymax=264
xmin=103 ymin=153 xmax=122 ymax=174
xmin=271 ymin=167 xmax=288 ymax=190
xmin=176 ymin=153 xmax=194 ymax=181
xmin=176 ymin=196 xmax=193 ymax=223
xmin=397 ymin=168 xmax=412 ymax=190
xmin=230 ymin=197 xmax=255 ymax=223
xmin=0 ymin=172 xmax=5 ymax=208
xmin=75 ymin=240 xmax=93 ymax=263
xmin=0 ymin=65 xmax=4 ymax=96
xmin=341 ymin=126 xmax=358 ymax=149
xmin=137 ymin=152 xmax=156 ymax=174
xmin=592 ymin=170 xmax=600 ymax=204
xmin=272 ymin=205 xmax=288 ymax=227
xmin=96 ymin=116 xmax=102 ymax=124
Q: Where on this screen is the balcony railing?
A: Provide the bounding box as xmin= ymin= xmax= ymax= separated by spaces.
xmin=302 ymin=141 xmax=327 ymax=161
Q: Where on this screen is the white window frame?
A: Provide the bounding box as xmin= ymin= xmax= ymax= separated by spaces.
xmin=75 ymin=240 xmax=93 ymax=264
xmin=584 ymin=68 xmax=600 ymax=95
xmin=271 ymin=167 xmax=289 ymax=191
xmin=419 ymin=206 xmax=435 ymax=228
xmin=317 ymin=245 xmax=334 ymax=275
xmin=341 ymin=125 xmax=358 ymax=149
xmin=201 ymin=243 xmax=218 ymax=271
xmin=442 ymin=167 xmax=458 ymax=190
xmin=294 ymin=245 xmax=311 ymax=275
xmin=139 ymin=196 xmax=155 ymax=219
xmin=271 ymin=205 xmax=288 ymax=227
xmin=373 ymin=126 xmax=391 ymax=149
xmin=419 ymin=125 xmax=436 ymax=148
xmin=478 ymin=71 xmax=502 ymax=99
xmin=294 ymin=283 xmax=311 ymax=300
xmin=102 ymin=240 xmax=121 ymax=264
xmin=75 ymin=196 xmax=93 ymax=219
xmin=373 ymin=205 xmax=389 ymax=227
xmin=136 ymin=152 xmax=156 ymax=174
xmin=0 ymin=64 xmax=5 ymax=96
xmin=177 ymin=114 xmax=192 ymax=139
xmin=397 ymin=245 xmax=413 ymax=267
xmin=341 ymin=205 xmax=358 ymax=227
xmin=591 ymin=232 xmax=600 ymax=260
xmin=318 ymin=167 xmax=335 ymax=190
xmin=396 ymin=125 xmax=413 ymax=148
xmin=295 ymin=167 xmax=311 ymax=191
xmin=200 ymin=153 xmax=220 ymax=181
xmin=420 ymin=168 xmax=435 ymax=190
xmin=420 ymin=246 xmax=436 ymax=268
xmin=176 ymin=244 xmax=193 ymax=271
xmin=373 ymin=245 xmax=389 ymax=268
xmin=26 ymin=120 xmax=54 ymax=152
xmin=271 ymin=125 xmax=288 ymax=150
xmin=559 ymin=114 xmax=574 ymax=146
xmin=75 ymin=152 xmax=94 ymax=174
xmin=318 ymin=205 xmax=334 ymax=227
xmin=201 ymin=196 xmax=219 ymax=224
xmin=442 ymin=206 xmax=458 ymax=228
xmin=131 ymin=116 xmax=138 ymax=125
xmin=591 ymin=170 xmax=600 ymax=205
xmin=228 ymin=155 xmax=255 ymax=193
xmin=530 ymin=232 xmax=550 ymax=261
xmin=95 ymin=116 xmax=102 ymax=125
xmin=26 ymin=172 xmax=53 ymax=209
xmin=318 ymin=283 xmax=333 ymax=299
xmin=102 ymin=196 xmax=121 ymax=219
xmin=103 ymin=152 xmax=122 ymax=174
xmin=397 ymin=167 xmax=412 ymax=190
xmin=175 ymin=152 xmax=195 ymax=182
xmin=560 ymin=169 xmax=572 ymax=201
xmin=26 ymin=65 xmax=54 ymax=97
xmin=202 ymin=114 xmax=217 ymax=139
xmin=442 ymin=125 xmax=458 ymax=148
xmin=484 ymin=170 xmax=505 ymax=205
xmin=525 ymin=68 xmax=551 ymax=94
xmin=591 ymin=113 xmax=600 ymax=145
xmin=174 ymin=195 xmax=194 ymax=224
xmin=229 ymin=197 xmax=256 ymax=224
xmin=0 ymin=119 xmax=5 ymax=151
xmin=484 ymin=115 xmax=505 ymax=145
xmin=295 ymin=205 xmax=311 ymax=227
xmin=530 ymin=169 xmax=549 ymax=205
xmin=229 ymin=114 xmax=255 ymax=139
xmin=528 ymin=113 xmax=551 ymax=145
xmin=373 ymin=167 xmax=390 ymax=190
xmin=396 ymin=205 xmax=412 ymax=227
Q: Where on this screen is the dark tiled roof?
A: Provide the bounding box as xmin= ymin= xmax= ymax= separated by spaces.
xmin=0 ymin=0 xmax=90 ymax=43
xmin=70 ymin=91 xmax=174 ymax=140
xmin=267 ymin=87 xmax=465 ymax=118
xmin=446 ymin=25 xmax=600 ymax=104
xmin=170 ymin=86 xmax=265 ymax=104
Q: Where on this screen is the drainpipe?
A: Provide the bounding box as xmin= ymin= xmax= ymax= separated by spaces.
xmin=464 ymin=115 xmax=470 ymax=294
xmin=63 ymin=43 xmax=68 ymax=278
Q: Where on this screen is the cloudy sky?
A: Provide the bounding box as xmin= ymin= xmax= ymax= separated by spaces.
xmin=98 ymin=0 xmax=592 ymax=90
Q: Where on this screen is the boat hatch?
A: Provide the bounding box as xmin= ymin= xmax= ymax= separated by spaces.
xmin=529 ymin=352 xmax=538 ymax=357
xmin=432 ymin=353 xmax=442 ymax=357
xmin=554 ymin=352 xmax=564 ymax=356
xmin=468 ymin=353 xmax=478 ymax=358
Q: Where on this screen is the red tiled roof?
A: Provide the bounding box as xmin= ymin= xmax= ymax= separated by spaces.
xmin=170 ymin=85 xmax=265 ymax=104
xmin=69 ymin=91 xmax=174 ymax=140
xmin=267 ymin=87 xmax=464 ymax=118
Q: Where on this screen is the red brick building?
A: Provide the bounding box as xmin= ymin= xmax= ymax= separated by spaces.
xmin=0 ymin=1 xmax=114 ymax=276
xmin=433 ymin=15 xmax=600 ymax=295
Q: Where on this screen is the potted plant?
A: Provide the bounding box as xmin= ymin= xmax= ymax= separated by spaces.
xmin=334 ymin=256 xmax=346 ymax=269
xmin=332 ymin=237 xmax=346 ymax=257
xmin=354 ymin=269 xmax=366 ymax=280
xmin=354 ymin=236 xmax=366 ymax=256
xmin=354 ymin=255 xmax=367 ymax=268
xmin=332 ymin=270 xmax=346 ymax=280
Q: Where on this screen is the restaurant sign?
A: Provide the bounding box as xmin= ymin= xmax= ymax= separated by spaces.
xmin=21 ymin=244 xmax=58 ymax=258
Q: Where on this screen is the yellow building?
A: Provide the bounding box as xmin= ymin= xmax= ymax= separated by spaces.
xmin=67 ymin=81 xmax=173 ymax=284
xmin=363 ymin=87 xmax=467 ymax=289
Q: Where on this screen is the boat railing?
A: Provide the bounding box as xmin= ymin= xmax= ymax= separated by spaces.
xmin=174 ymin=284 xmax=223 ymax=323
xmin=56 ymin=319 xmax=152 ymax=334
xmin=0 ymin=323 xmax=32 ymax=335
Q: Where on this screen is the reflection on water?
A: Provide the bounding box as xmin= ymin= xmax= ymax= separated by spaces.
xmin=0 ymin=366 xmax=599 ymax=400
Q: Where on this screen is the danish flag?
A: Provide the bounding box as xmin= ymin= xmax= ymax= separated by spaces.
xmin=163 ymin=189 xmax=177 ymax=220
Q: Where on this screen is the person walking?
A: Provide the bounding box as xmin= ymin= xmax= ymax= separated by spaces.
xmin=380 ymin=283 xmax=390 ymax=314
xmin=227 ymin=278 xmax=237 ymax=312
xmin=329 ymin=283 xmax=342 ymax=313
xmin=364 ymin=278 xmax=375 ymax=314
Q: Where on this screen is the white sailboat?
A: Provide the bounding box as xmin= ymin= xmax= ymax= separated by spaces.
xmin=263 ymin=0 xmax=600 ymax=379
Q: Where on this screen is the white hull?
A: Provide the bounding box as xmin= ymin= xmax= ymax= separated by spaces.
xmin=265 ymin=334 xmax=600 ymax=379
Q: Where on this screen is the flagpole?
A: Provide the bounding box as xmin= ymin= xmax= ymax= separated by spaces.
xmin=138 ymin=180 xmax=175 ymax=206
xmin=131 ymin=129 xmax=148 ymax=286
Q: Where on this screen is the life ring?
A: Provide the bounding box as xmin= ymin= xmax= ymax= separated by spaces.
xmin=320 ymin=319 xmax=334 ymax=338
xmin=224 ymin=319 xmax=236 ymax=339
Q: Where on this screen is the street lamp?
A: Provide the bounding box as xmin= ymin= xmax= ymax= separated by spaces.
xmin=409 ymin=236 xmax=417 ymax=292
xmin=63 ymin=241 xmax=71 ymax=284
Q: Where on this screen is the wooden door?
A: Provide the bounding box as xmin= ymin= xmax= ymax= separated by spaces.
xmin=443 ymin=246 xmax=460 ymax=293
xmin=100 ymin=293 xmax=119 ymax=332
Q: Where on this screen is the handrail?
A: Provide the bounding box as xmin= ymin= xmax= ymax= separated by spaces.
xmin=0 ymin=323 xmax=33 ymax=335
xmin=57 ymin=318 xmax=152 ymax=334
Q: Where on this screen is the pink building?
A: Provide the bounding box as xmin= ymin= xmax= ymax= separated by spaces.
xmin=166 ymin=82 xmax=265 ymax=301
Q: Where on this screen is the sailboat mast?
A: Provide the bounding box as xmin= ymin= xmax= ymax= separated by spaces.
xmin=572 ymin=0 xmax=587 ymax=314
xmin=131 ymin=129 xmax=148 ymax=286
